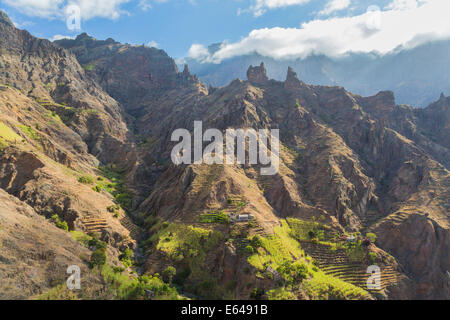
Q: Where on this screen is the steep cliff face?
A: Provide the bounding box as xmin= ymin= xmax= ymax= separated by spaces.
xmin=0 ymin=16 xmax=135 ymax=167
xmin=0 ymin=11 xmax=448 ymax=300
xmin=0 ymin=13 xmax=139 ymax=289
xmin=55 ymin=34 xmax=204 ymax=116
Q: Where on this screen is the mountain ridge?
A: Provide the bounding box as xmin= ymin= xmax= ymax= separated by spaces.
xmin=182 ymin=40 xmax=450 ymax=107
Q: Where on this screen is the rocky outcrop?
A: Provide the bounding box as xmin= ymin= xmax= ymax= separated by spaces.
xmin=247 ymin=62 xmax=269 ymax=85
xmin=284 ymin=67 xmax=303 ymax=90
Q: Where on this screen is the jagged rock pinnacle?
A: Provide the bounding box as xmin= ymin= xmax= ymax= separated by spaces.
xmin=247 ymin=62 xmax=268 ymax=84
xmin=285 ymin=66 xmax=302 ymax=90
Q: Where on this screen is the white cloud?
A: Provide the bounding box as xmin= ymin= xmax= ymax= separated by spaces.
xmin=386 ymin=0 xmax=423 ymax=10
xmin=319 ymin=0 xmax=351 ymax=16
xmin=244 ymin=0 xmax=312 ymax=17
xmin=2 ymin=0 xmax=131 ymax=20
xmin=189 ymin=0 xmax=450 ymax=63
xmin=187 ymin=43 xmax=211 ymax=61
xmin=146 ymin=40 xmax=159 ymax=48
xmin=50 ymin=34 xmax=75 ymax=41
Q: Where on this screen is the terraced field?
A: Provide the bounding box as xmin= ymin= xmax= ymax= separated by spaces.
xmin=300 ymin=240 xmax=400 ymax=293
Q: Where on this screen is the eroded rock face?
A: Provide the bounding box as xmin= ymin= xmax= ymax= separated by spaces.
xmin=374 ymin=214 xmax=449 ymax=299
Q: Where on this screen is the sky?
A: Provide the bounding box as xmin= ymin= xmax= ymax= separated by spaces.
xmin=1 ymin=0 xmax=450 ymax=61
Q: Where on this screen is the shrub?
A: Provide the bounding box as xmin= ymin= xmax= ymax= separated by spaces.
xmin=78 ymin=175 xmax=94 ymax=184
xmin=366 ymin=233 xmax=377 ymax=243
xmin=88 ymin=235 xmax=107 ymax=250
xmin=251 ymin=288 xmax=265 ymax=300
xmin=90 ymin=248 xmax=107 ymax=268
xmin=50 ymin=214 xmax=69 ymax=231
xmin=250 ymin=236 xmax=263 ymax=250
xmin=243 ymin=245 xmax=255 ymax=255
xmin=293 ymin=263 xmax=308 ymax=283
xmin=119 ymin=248 xmax=134 ymax=268
xmin=368 ymin=251 xmax=378 ymax=264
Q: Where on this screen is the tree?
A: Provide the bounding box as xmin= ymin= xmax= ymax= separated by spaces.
xmin=293 ymin=263 xmax=308 ymax=283
xmin=162 ymin=266 xmax=176 ymax=284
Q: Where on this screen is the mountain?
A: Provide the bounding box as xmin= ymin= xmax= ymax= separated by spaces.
xmin=183 ymin=40 xmax=450 ymax=107
xmin=0 ymin=11 xmax=448 ymax=300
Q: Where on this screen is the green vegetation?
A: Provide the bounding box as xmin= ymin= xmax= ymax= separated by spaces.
xmin=245 ymin=219 xmax=372 ymax=300
xmin=45 ymin=110 xmax=64 ymax=126
xmin=162 ymin=266 xmax=176 ymax=284
xmin=287 ymin=217 xmax=334 ymax=242
xmin=0 ymin=121 xmax=22 ymax=149
xmin=344 ymin=241 xmax=366 ymax=263
xmin=50 ymin=214 xmax=69 ymax=231
xmin=303 ymin=272 xmax=371 ymax=300
xmin=119 ymin=248 xmax=134 ymax=269
xmin=147 ymin=222 xmax=224 ymax=298
xmin=90 ymin=248 xmax=107 ymax=268
xmin=276 ymin=260 xmax=308 ymax=286
xmin=82 ymin=63 xmax=95 ymax=71
xmin=368 ymin=251 xmax=378 ymax=264
xmin=152 ymin=223 xmax=223 ymax=264
xmin=37 ymin=284 xmax=79 ymax=300
xmin=19 ymin=125 xmax=40 ymax=141
xmin=267 ymin=287 xmax=296 ymax=300
xmin=101 ymin=265 xmax=179 ymax=300
xmin=88 ymin=234 xmax=107 ymax=250
xmin=78 ymin=175 xmax=95 ymax=184
xmin=38 ymin=265 xmax=181 ymax=300
xmin=250 ymin=288 xmax=265 ymax=300
xmin=247 ymin=220 xmax=304 ymax=272
xmin=199 ymin=211 xmax=229 ymax=224
xmin=366 ymin=233 xmax=377 ymax=243
xmin=107 ymin=204 xmax=121 ymax=213
xmin=70 ymin=231 xmax=92 ymax=247
xmin=97 ymin=165 xmax=133 ymax=210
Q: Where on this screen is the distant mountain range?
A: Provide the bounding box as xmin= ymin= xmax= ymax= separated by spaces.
xmin=183 ymin=40 xmax=450 ymax=107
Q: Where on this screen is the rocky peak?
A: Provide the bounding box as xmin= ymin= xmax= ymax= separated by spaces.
xmin=284 ymin=66 xmax=303 ymax=90
xmin=0 ymin=11 xmax=14 ymax=28
xmin=182 ymin=64 xmax=190 ymax=76
xmin=247 ymin=62 xmax=269 ymax=85
xmin=75 ymin=32 xmax=92 ymax=41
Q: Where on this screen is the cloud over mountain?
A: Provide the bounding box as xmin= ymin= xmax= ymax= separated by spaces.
xmin=190 ymin=0 xmax=450 ymax=63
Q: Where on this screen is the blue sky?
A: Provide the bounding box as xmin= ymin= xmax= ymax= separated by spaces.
xmin=1 ymin=0 xmax=449 ymax=61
